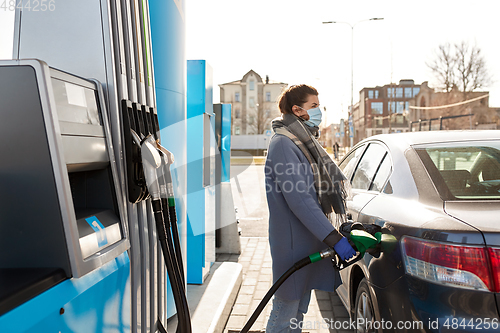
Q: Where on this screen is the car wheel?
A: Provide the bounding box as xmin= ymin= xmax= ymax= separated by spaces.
xmin=354 ymin=278 xmax=376 ymax=333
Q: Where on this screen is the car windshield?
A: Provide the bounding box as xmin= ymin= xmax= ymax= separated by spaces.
xmin=415 ymin=140 xmax=500 ymax=200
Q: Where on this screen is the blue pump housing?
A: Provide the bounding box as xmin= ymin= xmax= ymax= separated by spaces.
xmin=186 ymin=60 xmax=216 ymax=284
xmin=149 ymin=0 xmax=188 ymax=318
xmin=0 ymin=254 xmax=130 ymax=333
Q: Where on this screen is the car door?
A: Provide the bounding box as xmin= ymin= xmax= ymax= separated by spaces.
xmin=336 ymin=141 xmax=392 ymax=309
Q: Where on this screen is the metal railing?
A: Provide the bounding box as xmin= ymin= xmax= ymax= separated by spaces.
xmin=409 ymin=113 xmax=474 ymax=132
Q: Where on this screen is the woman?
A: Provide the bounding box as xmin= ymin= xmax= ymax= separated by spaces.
xmin=265 ymin=84 xmax=355 ymax=332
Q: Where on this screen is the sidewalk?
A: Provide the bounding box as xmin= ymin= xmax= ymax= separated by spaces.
xmin=218 ymin=237 xmax=352 ymax=333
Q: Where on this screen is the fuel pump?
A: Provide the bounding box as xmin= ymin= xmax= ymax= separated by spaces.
xmin=8 ymin=0 xmax=189 ymax=331
xmin=0 ymin=59 xmax=130 ymax=332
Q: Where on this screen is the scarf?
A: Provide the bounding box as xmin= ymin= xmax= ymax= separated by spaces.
xmin=271 ymin=113 xmax=348 ymax=217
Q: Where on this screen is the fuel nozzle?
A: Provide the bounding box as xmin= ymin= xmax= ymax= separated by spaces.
xmin=132 ymin=130 xmax=162 ymax=200
xmin=155 ymin=141 xmax=175 ymax=199
xmin=339 ymin=221 xmax=398 ymax=257
xmin=339 ymin=221 xmax=382 ymax=255
xmin=156 ymin=141 xmax=174 ymax=165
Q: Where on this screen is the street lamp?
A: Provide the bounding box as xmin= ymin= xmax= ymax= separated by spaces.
xmin=323 ymin=18 xmax=384 ymax=147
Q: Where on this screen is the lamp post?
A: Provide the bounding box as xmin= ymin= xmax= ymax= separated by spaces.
xmin=323 ymin=18 xmax=384 ymax=147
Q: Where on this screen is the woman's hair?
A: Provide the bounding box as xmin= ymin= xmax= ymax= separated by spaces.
xmin=277 ymin=84 xmax=318 ymax=114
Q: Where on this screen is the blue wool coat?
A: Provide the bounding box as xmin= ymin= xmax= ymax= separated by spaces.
xmin=265 ymin=134 xmax=342 ymax=301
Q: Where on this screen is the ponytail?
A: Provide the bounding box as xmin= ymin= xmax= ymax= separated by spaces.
xmin=277 ymin=84 xmax=318 ymax=114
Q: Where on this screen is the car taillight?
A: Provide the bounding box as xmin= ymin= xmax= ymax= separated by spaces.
xmin=402 ymin=236 xmax=495 ymax=292
xmin=487 ymin=248 xmax=500 ymax=292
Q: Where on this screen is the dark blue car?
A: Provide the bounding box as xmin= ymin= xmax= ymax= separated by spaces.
xmin=335 ymin=130 xmax=500 ymax=333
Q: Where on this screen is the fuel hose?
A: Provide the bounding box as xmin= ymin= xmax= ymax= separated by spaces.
xmin=240 ymin=248 xmax=335 ymax=333
xmin=156 ymin=143 xmax=185 ymax=284
xmin=152 ymin=199 xmax=192 ymax=333
xmin=164 ymin=168 xmax=185 ymax=284
xmin=138 ymin=133 xmax=192 ymax=333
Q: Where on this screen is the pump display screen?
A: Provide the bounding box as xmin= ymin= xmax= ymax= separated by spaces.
xmin=51 ymin=78 xmax=101 ymax=125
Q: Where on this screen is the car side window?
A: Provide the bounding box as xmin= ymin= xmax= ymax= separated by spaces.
xmin=370 ymin=153 xmax=392 ymax=192
xmin=351 ymin=143 xmax=387 ymax=190
xmin=339 ymin=144 xmax=366 ymax=180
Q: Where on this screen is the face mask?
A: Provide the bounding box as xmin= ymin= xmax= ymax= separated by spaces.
xmin=299 ymin=106 xmax=322 ymax=127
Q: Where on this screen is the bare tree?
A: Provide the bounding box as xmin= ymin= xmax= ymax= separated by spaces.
xmin=427 ymin=43 xmax=456 ymax=93
xmin=257 ymin=104 xmax=272 ymax=134
xmin=427 ymin=41 xmax=493 ymax=95
xmin=455 ymin=41 xmax=491 ymax=95
xmin=248 ymin=104 xmax=272 ymax=134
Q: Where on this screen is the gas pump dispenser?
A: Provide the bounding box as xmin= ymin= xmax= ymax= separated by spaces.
xmin=0 ymin=58 xmax=192 ymax=333
xmin=0 ymin=59 xmax=130 ymax=331
xmin=10 ymin=0 xmax=189 ymax=331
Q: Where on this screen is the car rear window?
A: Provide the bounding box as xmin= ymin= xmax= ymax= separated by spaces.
xmin=414 ymin=141 xmax=500 ymax=200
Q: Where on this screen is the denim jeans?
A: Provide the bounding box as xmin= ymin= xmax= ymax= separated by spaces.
xmin=265 ymin=291 xmax=312 ymax=333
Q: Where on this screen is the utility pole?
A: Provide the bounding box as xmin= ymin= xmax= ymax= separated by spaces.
xmin=323 ymin=17 xmax=384 ymax=147
xmin=389 ymin=42 xmax=393 ymax=134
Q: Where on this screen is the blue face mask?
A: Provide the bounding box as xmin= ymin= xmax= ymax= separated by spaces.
xmin=299 ymin=106 xmax=322 ymax=127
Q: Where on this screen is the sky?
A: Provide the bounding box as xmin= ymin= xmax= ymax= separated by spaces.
xmin=2 ymin=0 xmax=499 ymax=125
xmin=184 ymin=0 xmax=500 ymax=124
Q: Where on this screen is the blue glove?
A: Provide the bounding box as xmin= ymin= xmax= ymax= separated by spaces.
xmin=333 ymin=237 xmax=356 ymax=261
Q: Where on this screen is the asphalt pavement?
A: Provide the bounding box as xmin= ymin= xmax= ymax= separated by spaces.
xmin=230 ymin=163 xmax=269 ymax=237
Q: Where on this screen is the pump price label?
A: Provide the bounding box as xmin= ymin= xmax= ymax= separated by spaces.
xmin=1 ymin=0 xmax=56 ymax=11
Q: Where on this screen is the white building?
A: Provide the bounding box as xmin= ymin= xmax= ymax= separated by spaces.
xmin=219 ymin=70 xmax=287 ymax=135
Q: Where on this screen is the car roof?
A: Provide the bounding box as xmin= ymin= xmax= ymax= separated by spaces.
xmin=363 ymin=130 xmax=500 ymax=148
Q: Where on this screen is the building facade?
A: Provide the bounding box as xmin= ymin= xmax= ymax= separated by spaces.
xmin=219 ymin=70 xmax=287 ymax=135
xmin=409 ymin=84 xmax=498 ymax=131
xmin=353 ymin=79 xmax=498 ymax=143
xmin=354 ymin=79 xmax=421 ymax=143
